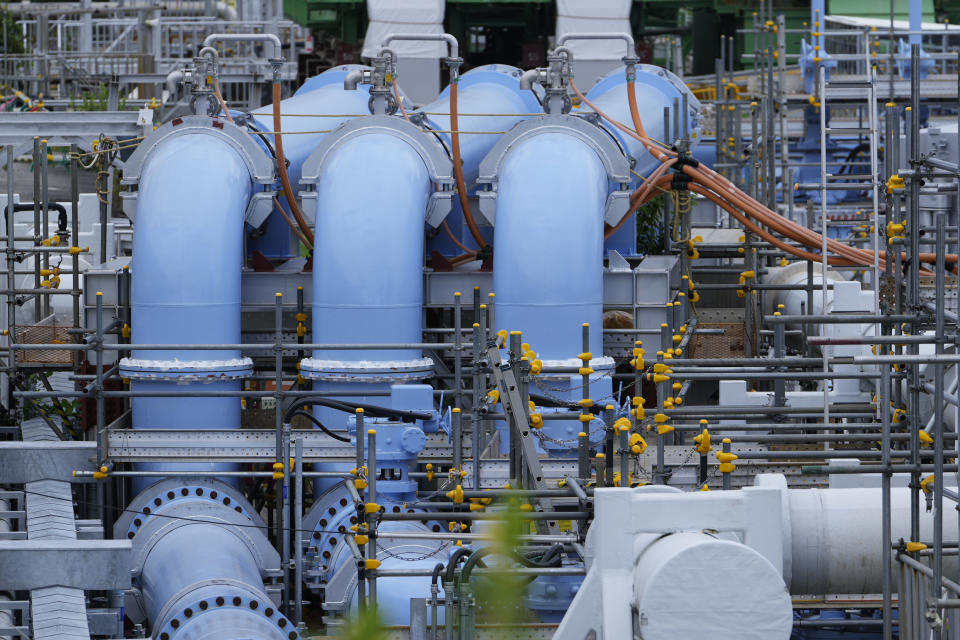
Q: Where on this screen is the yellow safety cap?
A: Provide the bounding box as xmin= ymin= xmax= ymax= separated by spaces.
xmin=716 ymin=451 xmax=738 ymax=463
xmin=364 ymin=502 xmax=380 ymax=514
xmin=578 ymin=367 xmax=594 ymax=376
xmin=578 ymin=413 xmax=595 ymax=423
xmin=577 ymin=398 xmax=594 ymax=408
xmin=578 ymin=352 xmax=593 ymax=361
xmin=657 ymin=424 xmax=674 ymax=436
xmin=365 ymin=559 xmax=382 ymax=570
xmin=905 ymin=542 xmax=927 ymax=553
xmin=446 ymin=485 xmax=464 ymax=503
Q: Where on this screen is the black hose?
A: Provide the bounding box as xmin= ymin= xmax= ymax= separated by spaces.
xmin=528 ymin=392 xmax=579 ymax=409
xmin=430 ymin=562 xmax=445 ymax=586
xmin=283 ymin=396 xmax=432 ymax=424
xmin=514 ymin=543 xmax=563 ymax=568
xmin=4 ymin=202 xmax=68 ymax=233
xmin=458 ymin=547 xmax=494 ymax=585
xmin=443 ymin=547 xmax=472 ymax=584
xmin=289 ymin=409 xmax=350 ymax=442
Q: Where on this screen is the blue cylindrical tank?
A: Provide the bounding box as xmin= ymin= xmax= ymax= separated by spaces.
xmin=419 ymin=65 xmax=542 ymax=256
xmin=581 ymin=65 xmax=700 ymax=182
xmin=248 ymin=65 xmax=373 ymax=258
xmin=129 ymin=133 xmax=252 ymax=493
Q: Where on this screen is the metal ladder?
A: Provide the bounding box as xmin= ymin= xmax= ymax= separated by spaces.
xmin=485 ymin=342 xmax=559 ymax=536
xmin=816 ymin=50 xmax=882 ymax=425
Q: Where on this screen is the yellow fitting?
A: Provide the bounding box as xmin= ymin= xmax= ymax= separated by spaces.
xmin=446 ymin=485 xmax=464 ymax=503
xmin=886 ymin=175 xmax=905 ymax=194
xmin=296 ymin=322 xmax=306 ymax=337
xmin=716 ymin=451 xmax=738 ymax=464
xmin=496 ymin=328 xmax=508 ymax=344
xmin=121 ymin=323 xmax=131 ymax=339
xmin=578 ymin=351 xmax=592 ymax=361
xmin=694 ymin=428 xmax=712 ymax=454
xmin=919 ymin=431 xmax=934 ymax=447
xmin=469 ymin=503 xmax=485 ymax=511
xmin=355 ymin=534 xmax=369 ymax=545
xmin=647 ymin=373 xmax=670 ymax=384
xmin=365 ymin=559 xmax=382 ymax=570
xmin=920 ymin=474 xmax=935 ymax=494
xmin=905 ymin=542 xmax=927 ymax=553
xmin=272 ymin=462 xmax=284 ymax=471
xmin=530 ymin=359 xmax=543 ymax=375
xmin=629 ymin=432 xmax=647 ymax=455
xmin=657 ymin=423 xmax=674 ymax=436
xmin=68 ymin=246 xmax=88 ymax=255
xmin=578 ymin=413 xmax=595 ymax=423
xmin=487 ymin=389 xmax=500 ymax=404
xmin=653 ymin=363 xmax=671 ymax=374
xmin=272 ymin=472 xmax=284 ymax=480
xmin=672 ymin=334 xmax=682 ymax=345
xmin=354 ymin=478 xmax=368 ymax=490
xmin=654 ymin=413 xmax=669 ymax=423
xmin=364 ymin=502 xmax=381 ymax=514
xmin=294 ymin=312 xmax=307 ymax=322
xmin=530 ymin=413 xmax=543 ymax=429
xmin=672 ymin=382 xmax=682 ymax=392
xmin=426 ymin=463 xmax=435 ymax=482
xmin=577 ymin=398 xmax=594 ymax=408
xmin=579 ymin=367 xmax=594 ymax=376
xmin=614 ymin=417 xmax=631 ymax=432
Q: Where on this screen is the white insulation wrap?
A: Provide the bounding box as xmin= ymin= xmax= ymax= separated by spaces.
xmin=362 ymin=0 xmax=445 ymax=59
xmin=633 ymin=532 xmax=792 ymax=640
xmin=556 ymin=0 xmax=633 ymax=60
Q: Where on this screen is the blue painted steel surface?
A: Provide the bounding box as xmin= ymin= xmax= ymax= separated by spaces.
xmin=493 ymin=132 xmax=607 ymax=359
xmin=131 ymin=133 xmax=252 ymax=492
xmin=421 ymin=65 xmax=542 ymax=255
xmin=248 ymin=65 xmax=373 ymax=257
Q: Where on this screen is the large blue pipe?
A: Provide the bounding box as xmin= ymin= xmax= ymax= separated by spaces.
xmin=308 ymin=133 xmax=431 ymax=434
xmin=130 ymin=133 xmax=251 ymax=493
xmin=493 ymin=133 xmax=607 ymax=358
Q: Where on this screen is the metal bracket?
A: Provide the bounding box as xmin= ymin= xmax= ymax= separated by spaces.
xmin=299 ymin=114 xmax=455 ymax=228
xmin=0 ymin=441 xmax=97 ymax=483
xmin=476 ymin=114 xmax=632 ymax=226
xmin=485 ymin=344 xmax=558 ymax=535
xmin=244 ymin=190 xmax=276 ymax=229
xmin=0 ymin=540 xmax=132 ymax=590
xmin=120 ymin=115 xmax=275 ymax=187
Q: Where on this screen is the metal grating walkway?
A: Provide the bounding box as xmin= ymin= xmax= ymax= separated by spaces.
xmin=21 ymin=419 xmax=91 ymax=640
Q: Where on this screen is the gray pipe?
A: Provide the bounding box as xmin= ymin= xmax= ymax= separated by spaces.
xmin=556 ymin=32 xmax=635 ymax=51
xmin=202 ymin=33 xmax=283 ymax=59
xmin=381 ymin=33 xmax=459 ymax=59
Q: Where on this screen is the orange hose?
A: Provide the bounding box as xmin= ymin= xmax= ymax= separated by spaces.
xmin=213 ymin=78 xmax=234 ymax=124
xmin=273 ymin=81 xmax=315 ymax=246
xmin=450 ymin=79 xmax=488 ymax=249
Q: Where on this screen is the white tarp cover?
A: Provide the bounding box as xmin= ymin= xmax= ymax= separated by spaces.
xmin=362 ymin=0 xmax=446 ymax=59
xmin=556 ymin=0 xmax=633 ymax=60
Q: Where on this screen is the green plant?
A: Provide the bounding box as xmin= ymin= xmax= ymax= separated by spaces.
xmin=336 ymin=606 xmax=386 ymax=640
xmin=636 ymin=193 xmax=665 ymax=255
xmin=23 ymin=371 xmax=83 ymax=438
xmin=0 ymin=6 xmax=25 ymax=55
xmin=70 ymin=83 xmax=127 ymax=112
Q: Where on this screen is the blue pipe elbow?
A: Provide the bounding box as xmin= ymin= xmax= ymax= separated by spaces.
xmin=127 ymin=132 xmax=252 ymax=493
